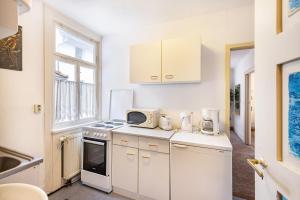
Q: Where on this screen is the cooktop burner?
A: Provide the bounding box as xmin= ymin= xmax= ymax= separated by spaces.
xmin=88 ymin=120 xmax=126 ymax=130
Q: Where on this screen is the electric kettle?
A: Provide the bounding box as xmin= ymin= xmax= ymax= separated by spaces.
xmin=179 ymin=112 xmax=193 ymax=132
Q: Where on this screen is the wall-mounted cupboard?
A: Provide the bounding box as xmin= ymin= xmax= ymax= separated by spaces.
xmin=130 ymin=37 xmax=201 ymax=84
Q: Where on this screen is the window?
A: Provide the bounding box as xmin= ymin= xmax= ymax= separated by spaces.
xmin=54 ymin=24 xmax=98 ymax=127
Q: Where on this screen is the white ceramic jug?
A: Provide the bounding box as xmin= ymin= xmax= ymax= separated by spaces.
xmin=179 ymin=112 xmax=193 ymax=132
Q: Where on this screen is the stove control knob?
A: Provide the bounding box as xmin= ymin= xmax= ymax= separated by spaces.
xmin=93 ymin=132 xmax=97 ymax=136
xmin=103 ymin=134 xmax=107 ymax=138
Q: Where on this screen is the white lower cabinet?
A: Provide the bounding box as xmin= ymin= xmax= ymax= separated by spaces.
xmin=112 ymin=145 xmax=138 ymax=195
xmin=139 ymin=150 xmax=169 ymax=200
xmin=112 ymin=133 xmax=170 ymax=200
xmin=171 ymin=144 xmax=232 ymax=200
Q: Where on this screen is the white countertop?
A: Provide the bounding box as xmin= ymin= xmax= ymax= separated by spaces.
xmin=170 ymin=132 xmax=232 ymax=151
xmin=113 ymin=126 xmax=175 ymax=140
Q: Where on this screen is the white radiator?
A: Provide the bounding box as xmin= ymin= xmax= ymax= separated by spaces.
xmin=60 ymin=133 xmax=82 ymax=180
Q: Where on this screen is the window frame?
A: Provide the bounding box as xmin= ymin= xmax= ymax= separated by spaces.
xmin=53 ymin=23 xmax=99 ymax=129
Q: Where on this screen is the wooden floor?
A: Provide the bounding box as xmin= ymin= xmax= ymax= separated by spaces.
xmin=230 ymin=131 xmax=255 ymax=200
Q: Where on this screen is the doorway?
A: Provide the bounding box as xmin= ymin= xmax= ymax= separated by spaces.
xmin=245 ymin=71 xmax=255 ymax=146
xmin=226 ymin=43 xmax=255 ymax=200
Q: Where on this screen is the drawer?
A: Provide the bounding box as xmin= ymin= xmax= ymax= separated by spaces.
xmin=113 ymin=133 xmax=139 ymax=148
xmin=139 ymin=137 xmax=169 ymax=154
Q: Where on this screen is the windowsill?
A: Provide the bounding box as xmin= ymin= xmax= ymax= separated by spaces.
xmin=52 ymin=120 xmax=99 ymax=134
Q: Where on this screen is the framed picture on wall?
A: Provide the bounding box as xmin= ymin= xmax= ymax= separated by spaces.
xmin=277 ymin=0 xmax=300 ymax=33
xmin=288 ymin=0 xmax=300 ymax=16
xmin=0 ymin=26 xmax=22 ymax=71
xmin=277 ymin=59 xmax=300 ymax=174
xmin=234 ymin=84 xmax=240 ymax=115
xmin=277 ymin=191 xmax=288 ymax=200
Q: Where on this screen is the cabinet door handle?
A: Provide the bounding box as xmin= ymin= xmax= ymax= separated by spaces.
xmin=165 ymin=74 xmax=174 ymax=79
xmin=121 ymin=139 xmax=128 ymax=143
xmin=148 ymin=144 xmax=158 ymax=147
xmin=142 ymin=155 xmax=151 ymax=159
xmin=173 ymin=144 xmax=188 ymax=148
xmin=150 ymin=75 xmax=158 ymax=80
xmin=126 ymin=152 xmax=135 ymax=155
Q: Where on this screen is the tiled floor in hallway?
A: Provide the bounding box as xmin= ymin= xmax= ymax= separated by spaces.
xmin=49 ymin=181 xmax=246 ymax=200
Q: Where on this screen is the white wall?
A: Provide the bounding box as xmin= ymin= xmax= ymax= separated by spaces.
xmin=0 ymin=0 xmax=44 ymax=186
xmin=255 ymin=0 xmax=300 ymax=199
xmin=231 ymin=49 xmax=254 ymax=142
xmin=102 ymin=4 xmax=254 ymax=129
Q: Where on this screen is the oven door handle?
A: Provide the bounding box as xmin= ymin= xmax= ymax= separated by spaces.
xmin=81 ymin=139 xmax=105 ymax=146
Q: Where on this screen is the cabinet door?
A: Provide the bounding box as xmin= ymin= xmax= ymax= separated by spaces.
xmin=162 ymin=37 xmax=201 ymax=83
xmin=171 ymin=144 xmax=232 ymax=200
xmin=112 ymin=145 xmax=138 ymax=193
xmin=139 ymin=150 xmax=169 ymax=200
xmin=130 ymin=41 xmax=162 ymax=83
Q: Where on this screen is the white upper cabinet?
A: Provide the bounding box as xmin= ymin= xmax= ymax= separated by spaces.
xmin=129 ymin=37 xmax=201 ymax=84
xmin=162 ymin=37 xmax=201 ymax=83
xmin=130 ymin=41 xmax=162 ymax=83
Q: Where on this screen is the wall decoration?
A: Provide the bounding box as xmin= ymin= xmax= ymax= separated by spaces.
xmin=288 ymin=72 xmax=300 ymax=158
xmin=277 ymin=59 xmax=300 ymax=174
xmin=277 ymin=191 xmax=288 ymax=200
xmin=277 ymin=0 xmax=300 ymax=33
xmin=289 ymin=0 xmax=300 ymax=16
xmin=0 ymin=26 xmax=22 ymax=71
xmin=234 ymin=84 xmax=240 ymax=115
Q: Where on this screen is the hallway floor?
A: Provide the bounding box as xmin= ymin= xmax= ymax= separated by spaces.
xmin=230 ymin=131 xmax=255 ymax=200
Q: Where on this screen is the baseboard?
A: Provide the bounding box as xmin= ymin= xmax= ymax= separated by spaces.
xmin=112 ymin=186 xmax=138 ymax=200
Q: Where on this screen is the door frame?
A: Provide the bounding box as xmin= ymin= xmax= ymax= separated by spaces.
xmin=225 ymin=42 xmax=254 ymax=134
xmin=245 ymin=69 xmax=254 ymax=145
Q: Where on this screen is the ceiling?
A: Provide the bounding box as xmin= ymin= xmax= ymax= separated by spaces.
xmin=43 ymin=0 xmax=253 ymax=36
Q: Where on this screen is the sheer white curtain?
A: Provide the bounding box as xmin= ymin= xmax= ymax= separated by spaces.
xmin=55 ymin=80 xmax=78 ymax=122
xmin=55 ymin=80 xmax=96 ymax=123
xmin=80 ymin=82 xmax=96 ymax=119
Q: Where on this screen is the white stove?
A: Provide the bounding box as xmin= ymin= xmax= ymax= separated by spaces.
xmin=81 ymin=121 xmax=125 ymax=193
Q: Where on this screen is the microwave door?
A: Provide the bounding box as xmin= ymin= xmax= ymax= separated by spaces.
xmin=127 ymin=112 xmax=147 ymax=125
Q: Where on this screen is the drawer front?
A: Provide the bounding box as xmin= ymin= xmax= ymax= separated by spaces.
xmin=113 ymin=133 xmax=139 ymax=148
xmin=139 ymin=137 xmax=169 ymax=154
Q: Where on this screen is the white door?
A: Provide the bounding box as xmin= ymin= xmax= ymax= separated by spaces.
xmin=162 ymin=37 xmax=201 ymax=83
xmin=112 ymin=145 xmax=138 ymax=193
xmin=255 ymin=1 xmax=300 ymax=199
xmin=139 ymin=150 xmax=169 ymax=200
xmin=170 ymin=144 xmax=232 ymax=200
xmin=130 ymin=41 xmax=162 ymax=83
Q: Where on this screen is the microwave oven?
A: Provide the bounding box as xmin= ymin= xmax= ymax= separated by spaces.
xmin=126 ymin=109 xmax=160 ymax=128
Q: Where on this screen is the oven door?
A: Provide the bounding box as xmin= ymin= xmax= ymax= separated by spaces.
xmin=82 ymin=138 xmax=107 ymax=176
xmin=127 ymin=111 xmax=147 ymax=125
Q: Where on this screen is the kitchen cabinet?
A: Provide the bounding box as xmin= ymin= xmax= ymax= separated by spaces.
xmin=130 ymin=41 xmax=162 ymax=83
xmin=162 ymin=37 xmax=201 ymax=83
xmin=139 ymin=150 xmax=169 ymax=200
xmin=129 ymin=37 xmax=201 ymax=84
xmin=112 ymin=145 xmax=138 ymax=195
xmin=112 ymin=128 xmax=173 ymax=200
xmin=170 ymin=134 xmax=232 ymax=200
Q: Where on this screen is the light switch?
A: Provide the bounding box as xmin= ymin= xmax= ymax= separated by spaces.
xmin=33 ymin=104 xmax=42 ymax=113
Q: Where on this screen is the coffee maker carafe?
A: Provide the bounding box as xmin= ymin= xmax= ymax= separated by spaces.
xmin=201 ymin=109 xmax=220 ymax=135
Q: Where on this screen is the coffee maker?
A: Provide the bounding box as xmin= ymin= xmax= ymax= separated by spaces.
xmin=201 ymin=109 xmax=220 ymax=135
